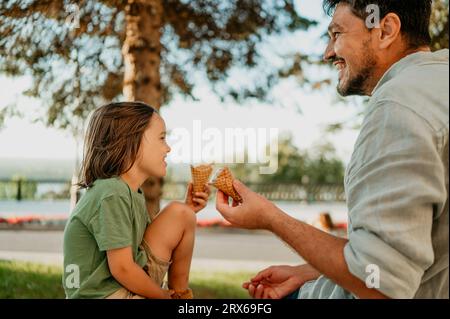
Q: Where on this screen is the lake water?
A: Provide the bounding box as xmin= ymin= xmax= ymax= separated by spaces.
xmin=0 ymin=199 xmax=348 ymax=223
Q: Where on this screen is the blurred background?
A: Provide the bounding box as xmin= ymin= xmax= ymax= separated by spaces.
xmin=0 ymin=0 xmax=448 ymax=298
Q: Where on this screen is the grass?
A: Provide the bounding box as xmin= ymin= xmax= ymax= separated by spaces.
xmin=0 ymin=260 xmax=65 ymax=298
xmin=189 ymin=271 xmax=251 ymax=299
xmin=0 ymin=260 xmax=252 ymax=299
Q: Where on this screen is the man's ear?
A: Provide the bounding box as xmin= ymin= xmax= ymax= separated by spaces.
xmin=378 ymin=13 xmax=402 ymax=49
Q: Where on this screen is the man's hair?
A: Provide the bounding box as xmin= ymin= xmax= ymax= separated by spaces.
xmin=78 ymin=101 xmax=157 ymax=188
xmin=323 ymin=0 xmax=432 ymax=48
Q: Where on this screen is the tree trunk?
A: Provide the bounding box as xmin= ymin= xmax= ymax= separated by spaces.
xmin=122 ymin=0 xmax=164 ymax=219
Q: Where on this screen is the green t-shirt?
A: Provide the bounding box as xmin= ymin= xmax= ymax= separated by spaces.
xmin=62 ymin=177 xmax=150 ymax=299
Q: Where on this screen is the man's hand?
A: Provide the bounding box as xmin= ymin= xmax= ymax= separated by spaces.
xmin=215 ymin=180 xmax=278 ymax=230
xmin=242 ymin=264 xmax=321 ymax=299
xmin=185 ymin=182 xmax=211 ymax=214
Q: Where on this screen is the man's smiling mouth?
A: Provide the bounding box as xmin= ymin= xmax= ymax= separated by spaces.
xmin=334 ymin=60 xmax=346 ymax=79
xmin=334 ymin=60 xmax=346 ymax=70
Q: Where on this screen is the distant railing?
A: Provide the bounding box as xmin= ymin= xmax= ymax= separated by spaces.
xmin=0 ymin=178 xmax=346 ymax=202
xmin=163 ymin=182 xmax=346 ymax=202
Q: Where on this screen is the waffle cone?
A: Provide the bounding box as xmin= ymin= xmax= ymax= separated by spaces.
xmin=190 ymin=164 xmax=213 ymax=193
xmin=210 ymin=167 xmax=242 ymax=203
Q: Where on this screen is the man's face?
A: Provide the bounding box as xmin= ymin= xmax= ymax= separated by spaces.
xmin=324 ymin=3 xmax=378 ymax=96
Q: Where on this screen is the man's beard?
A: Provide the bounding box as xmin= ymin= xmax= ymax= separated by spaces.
xmin=337 ymin=48 xmax=377 ymax=97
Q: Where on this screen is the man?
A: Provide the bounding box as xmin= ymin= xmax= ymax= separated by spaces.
xmin=216 ymin=0 xmax=448 ymax=299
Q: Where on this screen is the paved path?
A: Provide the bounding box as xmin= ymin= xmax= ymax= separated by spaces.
xmin=0 ymin=228 xmax=304 ymax=272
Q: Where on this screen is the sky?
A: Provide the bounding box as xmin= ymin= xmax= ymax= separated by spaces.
xmin=0 ymin=0 xmax=361 ymax=166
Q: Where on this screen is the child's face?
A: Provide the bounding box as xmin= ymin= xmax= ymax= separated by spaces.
xmin=136 ymin=113 xmax=171 ymax=178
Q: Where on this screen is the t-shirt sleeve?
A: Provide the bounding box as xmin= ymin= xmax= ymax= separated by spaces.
xmin=89 ymin=195 xmax=133 ymax=251
xmin=343 ymin=102 xmax=447 ymax=299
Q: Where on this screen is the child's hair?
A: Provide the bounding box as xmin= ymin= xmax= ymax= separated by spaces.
xmin=78 ymin=101 xmax=157 ymax=188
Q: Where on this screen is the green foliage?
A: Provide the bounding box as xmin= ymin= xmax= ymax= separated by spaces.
xmin=430 ymin=0 xmax=449 ymax=51
xmin=40 ymin=183 xmax=71 ymax=200
xmin=0 ymin=179 xmax=37 ymax=200
xmin=0 ymin=0 xmax=317 ymax=130
xmin=305 ymin=156 xmax=344 ymax=185
xmin=260 ymin=134 xmax=308 ymax=183
xmin=259 ymin=135 xmax=345 ymax=185
xmin=231 ymin=134 xmax=345 ymax=185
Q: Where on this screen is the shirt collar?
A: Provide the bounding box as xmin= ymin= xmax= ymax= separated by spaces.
xmin=371 ymin=49 xmax=449 ymax=95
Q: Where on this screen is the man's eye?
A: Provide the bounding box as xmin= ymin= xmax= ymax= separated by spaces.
xmin=333 ymin=32 xmax=341 ymax=38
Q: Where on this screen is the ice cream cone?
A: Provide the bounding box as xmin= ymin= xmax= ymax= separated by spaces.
xmin=190 ymin=164 xmax=213 ymax=193
xmin=210 ymin=167 xmax=242 ymax=203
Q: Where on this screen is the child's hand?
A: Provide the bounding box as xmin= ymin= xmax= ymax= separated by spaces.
xmin=185 ymin=182 xmax=211 ymax=214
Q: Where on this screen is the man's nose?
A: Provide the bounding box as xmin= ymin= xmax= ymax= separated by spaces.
xmin=323 ymin=40 xmax=335 ymax=62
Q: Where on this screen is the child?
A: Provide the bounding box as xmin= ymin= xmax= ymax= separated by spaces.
xmin=63 ymin=101 xmax=210 ymax=299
